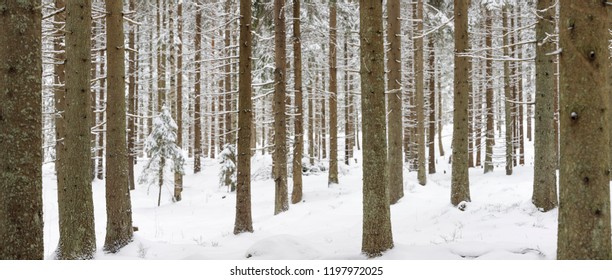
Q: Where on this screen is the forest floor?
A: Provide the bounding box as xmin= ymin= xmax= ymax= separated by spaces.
xmin=42 ymin=127 xmax=561 ymax=260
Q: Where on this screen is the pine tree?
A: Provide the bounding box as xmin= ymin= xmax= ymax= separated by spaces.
xmin=360 ymin=0 xmax=394 ymax=257
xmin=557 ymin=0 xmax=611 ymax=260
xmin=56 ymin=0 xmax=97 ymax=259
xmin=328 ymin=0 xmax=339 ymax=185
xmin=140 ymin=105 xmax=186 ymax=206
xmin=532 ymin=0 xmax=558 ymax=211
xmin=234 ymin=0 xmax=254 ymax=234
xmin=386 ymin=0 xmax=404 ymax=204
xmin=451 ymin=0 xmax=471 ymax=207
xmin=273 ymin=0 xmax=289 ymax=215
xmin=0 ymin=0 xmax=44 ymax=260
xmin=292 ymin=0 xmax=304 ymax=204
xmin=104 ymin=0 xmax=134 ymax=253
xmin=219 ymin=144 xmax=237 ymax=192
xmin=415 ymin=0 xmax=427 ymax=185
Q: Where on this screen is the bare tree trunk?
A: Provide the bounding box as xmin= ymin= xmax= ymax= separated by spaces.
xmin=0 ymin=0 xmax=44 ymax=260
xmin=194 ymin=2 xmax=202 ymax=173
xmin=104 ymin=0 xmax=134 ymax=253
xmin=532 ymin=0 xmax=557 ymax=211
xmin=557 ymin=0 xmax=610 ymax=260
xmin=55 ymin=0 xmax=97 ymax=260
xmin=308 ymin=59 xmax=315 ymax=166
xmin=484 ymin=7 xmax=494 ymax=173
xmin=328 ymin=0 xmax=339 ymax=185
xmin=415 ymin=0 xmax=426 ymax=185
xmin=234 ymin=0 xmax=254 ymax=234
xmin=451 ymin=0 xmax=471 ymax=206
xmin=225 ymin=0 xmax=233 ymax=145
xmin=360 ymin=0 xmax=394 ymax=257
xmin=128 ymin=0 xmax=137 ymax=191
xmin=427 ymin=36 xmax=436 ymax=175
xmin=174 ymin=1 xmax=184 ymax=201
xmin=291 ymin=0 xmax=303 ymax=204
xmin=273 ymin=0 xmax=289 ymax=215
xmin=387 ymin=0 xmax=404 ymax=203
xmin=503 ymin=6 xmax=513 ymax=176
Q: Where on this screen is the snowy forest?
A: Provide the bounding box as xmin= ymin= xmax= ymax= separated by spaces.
xmin=0 ymin=0 xmax=611 ymax=261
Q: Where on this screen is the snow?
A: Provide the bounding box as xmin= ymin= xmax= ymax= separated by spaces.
xmin=42 ymin=126 xmax=563 ymax=260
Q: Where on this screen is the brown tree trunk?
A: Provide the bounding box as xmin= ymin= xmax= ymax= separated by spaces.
xmin=415 ymin=0 xmax=426 ymax=185
xmin=234 ymin=0 xmax=254 ymax=234
xmin=360 ymin=0 xmax=394 ymax=257
xmin=273 ymin=0 xmax=289 ymax=215
xmin=104 ymin=0 xmax=134 ymax=253
xmin=427 ymin=36 xmax=436 ymax=175
xmin=484 ymin=7 xmax=494 ymax=173
xmin=532 ymin=0 xmax=558 ymax=211
xmin=292 ymin=0 xmax=304 ymax=204
xmin=503 ymin=6 xmax=513 ymax=176
xmin=55 ymin=0 xmax=97 ymax=260
xmin=194 ymin=2 xmax=202 ymax=173
xmin=308 ymin=59 xmax=315 ymax=166
xmin=328 ymin=0 xmax=339 ymax=185
xmin=387 ymin=0 xmax=404 ymax=203
xmin=174 ymin=1 xmax=184 ymax=201
xmin=451 ymin=0 xmax=471 ymax=206
xmin=0 ymin=0 xmax=44 ymax=260
xmin=128 ymin=0 xmax=137 ymax=191
xmin=557 ymin=0 xmax=611 ymax=260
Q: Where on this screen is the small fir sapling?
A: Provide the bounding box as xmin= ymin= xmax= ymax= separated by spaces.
xmin=219 ymin=144 xmax=237 ymax=192
xmin=139 ymin=105 xmax=186 ymax=206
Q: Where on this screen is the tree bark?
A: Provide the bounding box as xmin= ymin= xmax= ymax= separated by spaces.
xmin=174 ymin=1 xmax=184 ymax=201
xmin=0 ymin=0 xmax=44 ymax=260
xmin=387 ymin=0 xmax=404 ymax=203
xmin=532 ymin=0 xmax=558 ymax=211
xmin=427 ymin=36 xmax=436 ymax=175
xmin=483 ymin=7 xmax=494 ymax=173
xmin=557 ymin=0 xmax=611 ymax=260
xmin=55 ymin=0 xmax=97 ymax=260
xmin=328 ymin=0 xmax=339 ymax=185
xmin=451 ymin=0 xmax=471 ymax=206
xmin=104 ymin=0 xmax=134 ymax=253
xmin=128 ymin=0 xmax=137 ymax=191
xmin=503 ymin=6 xmax=513 ymax=176
xmin=292 ymin=0 xmax=304 ymax=204
xmin=416 ymin=0 xmax=427 ymax=185
xmin=194 ymin=2 xmax=202 ymax=173
xmin=360 ymin=0 xmax=394 ymax=258
xmin=273 ymin=0 xmax=289 ymax=215
xmin=234 ymin=0 xmax=254 ymax=234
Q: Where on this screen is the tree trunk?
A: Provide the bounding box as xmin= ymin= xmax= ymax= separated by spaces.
xmin=557 ymin=0 xmax=611 ymax=260
xmin=55 ymin=0 xmax=97 ymax=260
xmin=174 ymin=1 xmax=184 ymax=202
xmin=104 ymin=0 xmax=134 ymax=253
xmin=194 ymin=3 xmax=202 ymax=173
xmin=387 ymin=0 xmax=404 ymax=203
xmin=415 ymin=0 xmax=427 ymax=185
xmin=234 ymin=0 xmax=254 ymax=234
xmin=503 ymin=6 xmax=513 ymax=176
xmin=328 ymin=0 xmax=339 ymax=185
xmin=0 ymin=0 xmax=44 ymax=260
xmin=225 ymin=0 xmax=233 ymax=145
xmin=532 ymin=0 xmax=558 ymax=211
xmin=427 ymin=36 xmax=436 ymax=175
xmin=273 ymin=0 xmax=289 ymax=215
xmin=292 ymin=0 xmax=304 ymax=204
xmin=128 ymin=0 xmax=137 ymax=191
xmin=451 ymin=0 xmax=471 ymax=206
xmin=308 ymin=59 xmax=315 ymax=166
xmin=484 ymin=7 xmax=494 ymax=173
xmin=360 ymin=0 xmax=394 ymax=258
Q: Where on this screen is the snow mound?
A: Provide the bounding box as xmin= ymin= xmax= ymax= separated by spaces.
xmin=245 ymin=235 xmax=321 ymax=259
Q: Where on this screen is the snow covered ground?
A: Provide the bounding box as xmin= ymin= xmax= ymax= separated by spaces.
xmin=41 ymin=127 xmax=562 ymax=260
